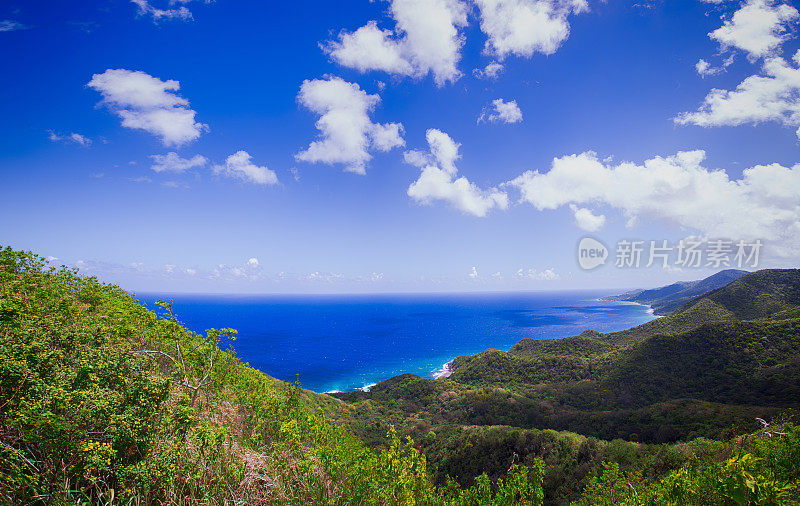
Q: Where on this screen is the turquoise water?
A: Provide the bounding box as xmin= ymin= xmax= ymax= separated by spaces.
xmin=136 ymin=291 xmax=654 ymax=393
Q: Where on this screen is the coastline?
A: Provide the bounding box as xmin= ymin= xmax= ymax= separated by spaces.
xmin=599 ymin=297 xmax=664 ymax=318
xmin=144 ymin=291 xmax=657 ymax=394
xmin=348 ymin=300 xmax=659 ymax=392
xmin=426 ymin=299 xmax=662 ymax=386
xmin=431 ymin=360 xmax=454 ymax=379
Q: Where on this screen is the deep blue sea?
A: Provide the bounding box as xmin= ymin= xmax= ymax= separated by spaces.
xmin=136 ymin=291 xmax=654 ymax=393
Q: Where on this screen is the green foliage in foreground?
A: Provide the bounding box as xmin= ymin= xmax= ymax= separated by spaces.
xmin=576 ymin=422 xmax=800 ymax=505
xmin=0 ymin=247 xmax=545 ymax=504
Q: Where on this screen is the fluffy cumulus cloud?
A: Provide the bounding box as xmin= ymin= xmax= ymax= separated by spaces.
xmin=325 ymin=0 xmax=469 ymax=86
xmin=709 ymin=0 xmax=799 ymax=60
xmin=569 ymin=204 xmax=606 ymax=232
xmin=676 ymin=52 xmax=800 ymax=138
xmin=48 ymin=130 xmax=91 ymax=146
xmin=295 ymin=76 xmax=404 ymax=174
xmin=478 ymin=98 xmax=523 ymax=123
xmin=473 ymin=61 xmax=505 ymax=79
xmin=695 ymin=54 xmax=735 ymax=77
xmin=405 ymin=129 xmax=508 ymax=217
xmin=475 ymin=0 xmax=588 ymax=59
xmin=696 ymin=59 xmax=721 ymax=77
xmin=507 ymin=150 xmax=800 ymax=255
xmin=87 ymin=69 xmax=208 ymax=146
xmin=149 ymin=152 xmax=207 ymax=173
xmin=213 ymin=151 xmax=279 ymax=185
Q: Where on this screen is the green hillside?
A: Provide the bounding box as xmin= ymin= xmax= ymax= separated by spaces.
xmin=601 ymin=269 xmax=800 ymax=345
xmin=334 ymin=269 xmax=800 ymax=503
xmin=2 ymin=248 xmax=799 ymax=505
xmin=0 ymin=247 xmax=545 ymax=504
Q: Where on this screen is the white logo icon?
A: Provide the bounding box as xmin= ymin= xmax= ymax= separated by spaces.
xmin=577 ymin=237 xmax=608 ymax=270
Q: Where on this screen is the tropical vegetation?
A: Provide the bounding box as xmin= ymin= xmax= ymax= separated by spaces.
xmin=1 ymin=246 xmax=798 ymax=504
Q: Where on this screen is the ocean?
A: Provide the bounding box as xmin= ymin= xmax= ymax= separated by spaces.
xmin=136 ymin=291 xmax=655 ymax=393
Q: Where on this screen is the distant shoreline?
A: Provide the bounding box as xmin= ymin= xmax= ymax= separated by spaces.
xmin=422 ymin=298 xmax=659 ymax=389
xmin=605 ymin=299 xmax=665 ymax=318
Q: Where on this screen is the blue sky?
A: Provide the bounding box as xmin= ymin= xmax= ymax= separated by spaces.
xmin=1 ymin=0 xmax=799 ymax=293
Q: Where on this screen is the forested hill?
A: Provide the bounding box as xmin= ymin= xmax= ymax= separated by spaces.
xmin=601 ymin=268 xmax=748 ymax=315
xmin=600 ymin=268 xmax=800 ymax=345
xmin=334 ymin=268 xmax=800 ymax=503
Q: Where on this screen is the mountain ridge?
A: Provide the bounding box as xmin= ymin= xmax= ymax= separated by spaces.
xmin=601 ymin=268 xmax=749 ymax=315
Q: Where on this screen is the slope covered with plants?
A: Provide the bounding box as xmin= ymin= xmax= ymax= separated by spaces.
xmin=0 ymin=247 xmax=545 ymax=504
xmin=334 ymin=269 xmax=800 ymax=503
xmin=600 ymin=269 xmax=800 ymax=345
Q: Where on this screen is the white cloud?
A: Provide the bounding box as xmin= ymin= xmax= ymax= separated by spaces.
xmin=676 ymin=53 xmax=800 ymax=138
xmin=469 ymin=266 xmax=479 ymax=278
xmin=212 ymin=258 xmax=264 ymax=281
xmin=0 ymin=20 xmax=29 ymax=32
xmin=150 ymin=152 xmax=207 ymax=173
xmin=48 ymin=130 xmax=91 ymax=146
xmin=709 ymin=0 xmax=799 ymax=60
xmin=131 ymin=0 xmax=193 ymax=21
xmin=88 ymin=69 xmax=208 ymax=146
xmin=515 ymin=267 xmax=560 ymax=280
xmin=473 ymin=61 xmax=505 ymax=79
xmin=475 ymin=0 xmax=588 ymax=60
xmin=406 ymin=129 xmax=508 ymax=217
xmin=307 ymin=271 xmax=345 ymax=283
xmin=70 ymin=258 xmax=277 ymax=285
xmin=478 ymin=98 xmax=523 ymax=123
xmin=507 ymin=149 xmax=800 ymax=255
xmin=695 ymin=54 xmax=736 ymax=77
xmin=296 ymin=76 xmax=404 ymax=174
xmin=403 ymin=149 xmax=432 ymax=168
xmin=569 ymin=204 xmax=606 ymax=232
xmin=324 ymin=21 xmax=412 ymax=76
xmin=213 ymin=151 xmax=279 ymax=185
xmin=696 ymin=58 xmax=722 ymax=77
xmin=325 ymin=0 xmax=469 ymax=86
